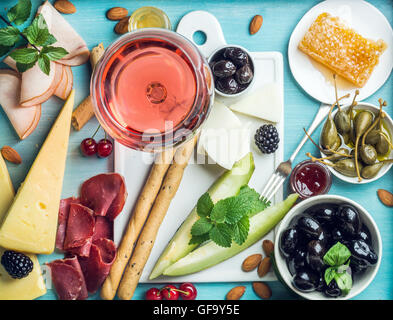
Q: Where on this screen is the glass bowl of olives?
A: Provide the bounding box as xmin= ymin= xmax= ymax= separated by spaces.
xmin=274 ymin=195 xmax=382 ymax=300
xmin=318 ymin=102 xmax=393 ymax=184
xmin=208 ymin=45 xmax=255 ymax=97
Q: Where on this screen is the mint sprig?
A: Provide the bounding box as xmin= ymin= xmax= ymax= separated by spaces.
xmin=189 ymin=186 xmax=270 ymax=248
xmin=0 ymin=0 xmax=68 ymax=75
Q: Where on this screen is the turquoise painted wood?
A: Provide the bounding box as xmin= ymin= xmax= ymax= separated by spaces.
xmin=0 ymin=0 xmax=392 ymax=300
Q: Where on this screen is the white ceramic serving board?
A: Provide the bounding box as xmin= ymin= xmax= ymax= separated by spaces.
xmin=114 ymin=11 xmax=284 ymax=283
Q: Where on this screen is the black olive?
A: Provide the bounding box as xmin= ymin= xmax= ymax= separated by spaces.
xmin=212 ymin=60 xmax=236 ymax=78
xmin=306 ymin=240 xmax=326 ymax=272
xmin=286 ymin=257 xmax=297 ymax=276
xmin=336 ymin=204 xmax=361 ymax=237
xmin=323 ymin=279 xmax=342 ymax=298
xmin=307 ymin=240 xmax=325 ymax=257
xmin=316 ymin=274 xmax=325 ymax=292
xmin=330 ymin=228 xmax=345 ymax=244
xmin=279 ymin=228 xmax=298 ymax=258
xmin=296 ymin=215 xmax=323 ymax=240
xmin=293 ymin=247 xmax=307 ymax=269
xmin=347 ymin=239 xmax=378 ymax=266
xmin=215 ymin=77 xmax=239 ymax=94
xmin=235 ymin=64 xmax=253 ymax=84
xmin=350 ymin=256 xmax=369 ymax=274
xmin=317 ymin=229 xmax=328 ymax=245
xmin=223 ymin=47 xmax=249 ymax=67
xmin=292 ymin=268 xmax=319 ymax=292
xmin=358 ymin=225 xmax=372 ymax=244
xmin=307 ymin=203 xmax=338 ymax=224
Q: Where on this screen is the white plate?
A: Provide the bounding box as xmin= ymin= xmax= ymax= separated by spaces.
xmin=114 ymin=12 xmax=284 ymax=283
xmin=288 ymin=0 xmax=393 ymax=105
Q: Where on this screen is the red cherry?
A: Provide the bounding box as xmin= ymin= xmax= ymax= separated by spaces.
xmin=145 ymin=287 xmax=162 ymax=300
xmin=80 ymin=138 xmax=97 ymax=156
xmin=161 ymin=285 xmax=179 ymax=300
xmin=97 ymin=139 xmax=113 ymax=158
xmin=179 ymin=283 xmax=197 ymax=300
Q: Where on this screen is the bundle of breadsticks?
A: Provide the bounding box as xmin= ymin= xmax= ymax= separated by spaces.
xmin=101 ymin=135 xmax=197 ymax=300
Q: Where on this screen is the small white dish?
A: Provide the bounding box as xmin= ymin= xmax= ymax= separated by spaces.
xmin=288 ymin=0 xmax=393 ymax=105
xmin=274 ymin=194 xmax=382 ymax=300
xmin=319 ymin=102 xmax=393 ymax=184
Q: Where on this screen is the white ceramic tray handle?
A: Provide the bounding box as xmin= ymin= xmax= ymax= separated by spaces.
xmin=176 ymin=10 xmax=227 ymax=58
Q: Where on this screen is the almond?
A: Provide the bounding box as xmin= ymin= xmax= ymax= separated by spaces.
xmin=242 ymin=254 xmax=262 ymax=272
xmin=262 ymin=239 xmax=274 ymax=257
xmin=54 ymin=0 xmax=76 ymax=14
xmin=114 ymin=17 xmax=130 ymax=34
xmin=257 ymin=257 xmax=271 ymax=278
xmin=252 ymin=282 xmax=272 ymax=299
xmin=1 ymin=146 xmax=22 ymax=164
xmin=226 ymin=286 xmax=246 ymax=300
xmin=107 ymin=7 xmax=128 ymax=21
xmin=250 ymin=15 xmax=263 ymax=35
xmin=377 ymin=189 xmax=393 ymax=207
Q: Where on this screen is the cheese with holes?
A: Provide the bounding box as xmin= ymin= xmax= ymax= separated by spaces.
xmin=0 ymin=90 xmax=74 ymax=254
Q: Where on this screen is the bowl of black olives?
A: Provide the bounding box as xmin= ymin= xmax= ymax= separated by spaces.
xmin=209 ymin=45 xmax=255 ymax=97
xmin=274 ymin=195 xmax=382 ymax=300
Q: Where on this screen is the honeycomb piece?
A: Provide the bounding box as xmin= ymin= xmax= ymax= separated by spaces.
xmin=298 ymin=12 xmax=387 ymax=87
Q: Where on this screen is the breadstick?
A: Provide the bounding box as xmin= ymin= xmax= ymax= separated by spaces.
xmin=100 ymin=148 xmax=175 ymax=300
xmin=117 ymin=136 xmax=197 ymax=300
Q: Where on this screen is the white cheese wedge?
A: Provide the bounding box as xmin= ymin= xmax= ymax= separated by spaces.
xmin=0 ymin=90 xmax=74 ymax=254
xmin=0 ymin=156 xmax=46 ymax=300
xmin=198 ymin=101 xmax=251 ymax=170
xmin=228 ymin=83 xmax=283 ymax=123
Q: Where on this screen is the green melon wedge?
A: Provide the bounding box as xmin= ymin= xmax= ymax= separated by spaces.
xmin=149 ymin=152 xmax=255 ymax=280
xmin=163 ymin=193 xmax=299 ymax=277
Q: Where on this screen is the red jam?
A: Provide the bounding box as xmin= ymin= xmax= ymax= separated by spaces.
xmin=289 ymin=160 xmax=332 ymax=200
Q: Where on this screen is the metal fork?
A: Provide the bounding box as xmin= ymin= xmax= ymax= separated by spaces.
xmin=260 ymin=103 xmax=331 ymax=202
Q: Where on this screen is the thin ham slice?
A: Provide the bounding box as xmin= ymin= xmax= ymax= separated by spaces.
xmin=56 ymin=197 xmax=80 ymax=251
xmin=54 ymin=65 xmax=73 ymax=100
xmin=93 ymin=216 xmax=113 ymax=242
xmin=80 ymin=173 xmax=127 ymax=220
xmin=79 ymin=238 xmax=116 ymax=293
xmin=38 ymin=1 xmax=89 ymax=66
xmin=63 ymin=203 xmax=95 ymax=256
xmin=0 ymin=69 xmax=41 ymax=139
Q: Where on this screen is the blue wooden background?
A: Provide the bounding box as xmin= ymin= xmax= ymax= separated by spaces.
xmin=0 ymin=0 xmax=392 ymax=300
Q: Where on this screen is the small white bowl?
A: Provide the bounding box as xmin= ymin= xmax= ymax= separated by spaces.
xmin=320 ymin=102 xmax=393 ymax=184
xmin=208 ymin=44 xmax=255 ymax=98
xmin=274 ymin=195 xmax=382 ymax=300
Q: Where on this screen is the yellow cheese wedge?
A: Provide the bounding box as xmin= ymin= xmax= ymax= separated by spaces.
xmin=0 ymin=157 xmax=46 ymax=300
xmin=0 ymin=90 xmax=75 ymax=254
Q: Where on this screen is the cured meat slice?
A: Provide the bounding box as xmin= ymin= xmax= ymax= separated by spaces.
xmin=79 ymin=238 xmax=116 ymax=293
xmin=0 ymin=69 xmax=41 ymax=139
xmin=47 ymin=262 xmax=83 ymax=300
xmin=80 ymin=173 xmax=127 ymax=220
xmin=93 ymin=216 xmax=113 ymax=242
xmin=54 ymin=65 xmax=73 ymax=100
xmin=56 ymin=197 xmax=80 ymax=251
xmin=63 ymin=203 xmax=95 ymax=254
xmin=38 ymin=1 xmax=89 ymax=66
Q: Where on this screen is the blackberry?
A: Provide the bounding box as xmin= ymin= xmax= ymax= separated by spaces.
xmin=1 ymin=250 xmax=33 ymax=279
xmin=254 ymin=124 xmax=280 ymax=154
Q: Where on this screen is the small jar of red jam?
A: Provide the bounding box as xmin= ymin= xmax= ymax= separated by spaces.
xmin=289 ymin=160 xmax=332 ymax=200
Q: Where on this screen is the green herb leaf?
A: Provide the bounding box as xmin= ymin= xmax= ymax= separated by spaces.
xmin=209 ymin=223 xmax=233 ymax=248
xmin=7 ymin=0 xmax=32 ymax=26
xmin=16 ymin=61 xmax=35 ymax=73
xmin=334 ymin=270 xmax=352 ymax=296
xmin=232 ymin=215 xmax=250 ymax=245
xmin=43 ymin=34 xmax=57 ymax=46
xmin=323 ymin=242 xmax=351 ymax=267
xmin=41 ymin=46 xmax=68 ymax=61
xmin=196 ymin=192 xmax=214 ymax=218
xmin=188 ymin=233 xmax=210 ymax=246
xmin=37 ymin=54 xmax=50 ymax=75
xmin=210 ymin=198 xmax=231 ymax=223
xmin=0 ymin=44 xmax=11 ymax=57
xmin=324 ymin=267 xmax=336 ymax=286
xmin=9 ymin=47 xmax=38 ymax=63
xmin=238 ymin=185 xmax=270 ymax=216
xmin=22 ymin=14 xmax=50 ymax=46
xmin=191 ymin=217 xmax=213 ymax=236
xmin=0 ymin=26 xmax=20 ymax=46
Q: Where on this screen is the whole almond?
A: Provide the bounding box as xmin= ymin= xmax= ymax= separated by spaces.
xmin=107 ymin=7 xmax=128 ymax=21
xmin=252 ymin=282 xmax=272 ymax=299
xmin=242 ymin=254 xmax=262 ymax=272
xmin=257 ymin=257 xmax=271 ymax=278
xmin=377 ymin=189 xmax=393 ymax=207
xmin=114 ymin=17 xmax=130 ymax=34
xmin=1 ymin=146 xmax=22 ymax=164
xmin=54 ymin=0 xmax=76 ymax=14
xmin=250 ymin=15 xmax=263 ymax=35
xmin=262 ymin=240 xmax=274 ymax=257
xmin=226 ymin=286 xmax=246 ymax=300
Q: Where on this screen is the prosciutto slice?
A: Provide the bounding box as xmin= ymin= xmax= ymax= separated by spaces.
xmin=38 ymin=1 xmax=89 ymax=66
xmin=93 ymin=216 xmax=113 ymax=242
xmin=56 ymin=197 xmax=80 ymax=251
xmin=79 ymin=238 xmax=117 ymax=293
xmin=80 ymin=173 xmax=127 ymax=220
xmin=0 ymin=69 xmax=41 ymax=139
xmin=54 ymin=65 xmax=73 ymax=100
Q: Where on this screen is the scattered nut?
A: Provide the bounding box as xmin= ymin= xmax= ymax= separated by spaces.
xmin=257 ymin=257 xmax=271 ymax=278
xmin=249 ymin=15 xmax=263 ymax=35
xmin=1 ymin=146 xmax=22 ymax=164
xmin=107 ymin=7 xmax=128 ymax=20
xmin=114 ymin=17 xmax=130 ymax=34
xmin=54 ymin=0 xmax=76 ymax=14
xmin=252 ymin=282 xmax=272 ymax=299
xmin=242 ymin=254 xmax=262 ymax=272
xmin=226 ymin=286 xmax=246 ymax=300
xmin=262 ymin=239 xmax=274 ymax=257
xmin=377 ymin=189 xmax=393 ymax=207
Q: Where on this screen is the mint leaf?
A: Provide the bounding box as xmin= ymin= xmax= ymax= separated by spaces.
xmin=41 ymin=46 xmax=68 ymax=61
xmin=324 ymin=267 xmax=336 ymax=286
xmin=210 ymin=198 xmax=229 ymax=223
xmin=37 ymin=54 xmax=50 ymax=75
xmin=196 ymin=192 xmax=214 ymax=218
xmin=0 ymin=45 xmax=11 ymax=57
xmin=9 ymin=47 xmax=38 ymax=63
xmin=0 ymin=26 xmax=20 ymax=46
xmin=189 ymin=233 xmax=210 ymax=245
xmin=43 ymin=34 xmax=57 ymax=46
xmin=7 ymin=0 xmax=32 ymax=26
xmin=334 ymin=270 xmax=352 ymax=296
xmin=323 ymin=242 xmax=351 ymax=267
xmin=238 ymin=185 xmax=270 ymax=216
xmin=209 ymin=224 xmax=232 ymax=248
xmin=232 ymin=215 xmax=250 ymax=245
xmin=22 ymin=14 xmax=50 ymax=46
xmin=16 ymin=61 xmax=35 ymax=72
xmin=191 ymin=217 xmax=213 ymax=236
